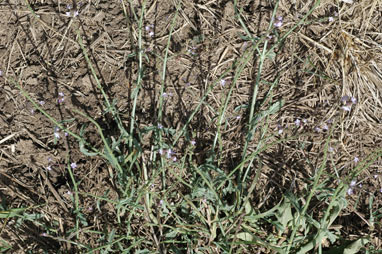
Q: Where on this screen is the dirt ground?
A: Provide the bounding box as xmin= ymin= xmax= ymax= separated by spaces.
xmin=1 ymin=0 xmax=382 ymax=253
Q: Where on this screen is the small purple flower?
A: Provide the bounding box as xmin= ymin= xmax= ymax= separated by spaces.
xmin=220 ymin=79 xmax=226 ymax=86
xmin=347 ymin=188 xmax=353 ymax=195
xmin=67 ymin=191 xmax=72 ymax=195
xmin=41 ymin=232 xmax=48 ymax=237
xmin=162 ymin=92 xmax=172 ymax=98
xmin=0 ymin=70 xmax=3 ymax=76
xmin=58 ymin=92 xmax=64 ymax=97
xmin=166 ymin=149 xmax=173 ymax=159
xmin=158 ymin=123 xmax=163 ymax=129
xmin=350 ymin=180 xmax=356 ymax=187
xmin=354 ymin=157 xmax=359 ymax=163
xmin=54 ymin=132 xmax=60 ymax=139
xmin=277 ymin=124 xmax=283 ymax=134
xmin=274 ymin=16 xmax=283 ymax=28
xmin=149 ymin=31 xmax=154 ymax=37
xmin=328 ymin=16 xmax=334 ymax=22
xmin=341 ymin=95 xmax=350 ymax=102
xmin=64 ymin=132 xmax=68 ymax=137
xmin=328 ymin=146 xmax=334 ymax=153
xmin=351 ymin=97 xmax=357 ymax=104
xmin=47 ymin=166 xmax=52 ymax=171
xmin=294 ymin=119 xmax=301 ymax=127
xmin=159 ymin=200 xmax=164 ymax=206
xmin=39 ymin=100 xmax=45 ymax=106
xmin=322 ymin=124 xmax=329 ymax=131
xmin=314 ymin=126 xmax=321 ymax=132
xmin=191 ymin=140 xmax=196 ymax=146
xmin=341 ymin=106 xmax=351 ymax=112
xmin=159 ymin=148 xmax=164 ymax=155
xmin=65 ymin=11 xmax=71 ymax=17
xmin=70 ymin=162 xmax=77 ymax=169
xmin=172 ymin=156 xmax=177 ymax=162
xmin=274 ymin=21 xmax=283 ymax=27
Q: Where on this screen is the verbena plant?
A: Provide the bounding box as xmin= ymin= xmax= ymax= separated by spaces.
xmin=6 ymin=0 xmax=382 ymax=253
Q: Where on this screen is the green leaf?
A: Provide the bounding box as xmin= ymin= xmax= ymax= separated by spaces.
xmin=343 ymin=238 xmax=369 ymax=254
xmin=79 ymin=140 xmax=98 ymax=156
xmin=235 ymin=232 xmax=253 ymax=241
xmin=276 ymin=198 xmax=293 ymax=232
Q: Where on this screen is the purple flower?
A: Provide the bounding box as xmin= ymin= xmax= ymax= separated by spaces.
xmin=347 ymin=188 xmax=353 ymax=195
xmin=47 ymin=166 xmax=52 ymax=171
xmin=274 ymin=21 xmax=283 ymax=27
xmin=220 ymin=79 xmax=226 ymax=86
xmin=350 ymin=180 xmax=356 ymax=187
xmin=328 ymin=16 xmax=334 ymax=22
xmin=166 ymin=149 xmax=173 ymax=159
xmin=70 ymin=162 xmax=77 ymax=169
xmin=172 ymin=156 xmax=177 ymax=162
xmin=191 ymin=140 xmax=196 ymax=146
xmin=159 ymin=148 xmax=164 ymax=155
xmin=277 ymin=124 xmax=283 ymax=134
xmin=39 ymin=100 xmax=45 ymax=105
xmin=158 ymin=123 xmax=163 ymax=129
xmin=341 ymin=95 xmax=350 ymax=102
xmin=354 ymin=157 xmax=359 ymax=163
xmin=294 ymin=119 xmax=301 ymax=127
xmin=351 ymin=97 xmax=357 ymax=104
xmin=341 ymin=106 xmax=351 ymax=112
xmin=54 ymin=132 xmax=60 ymax=139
